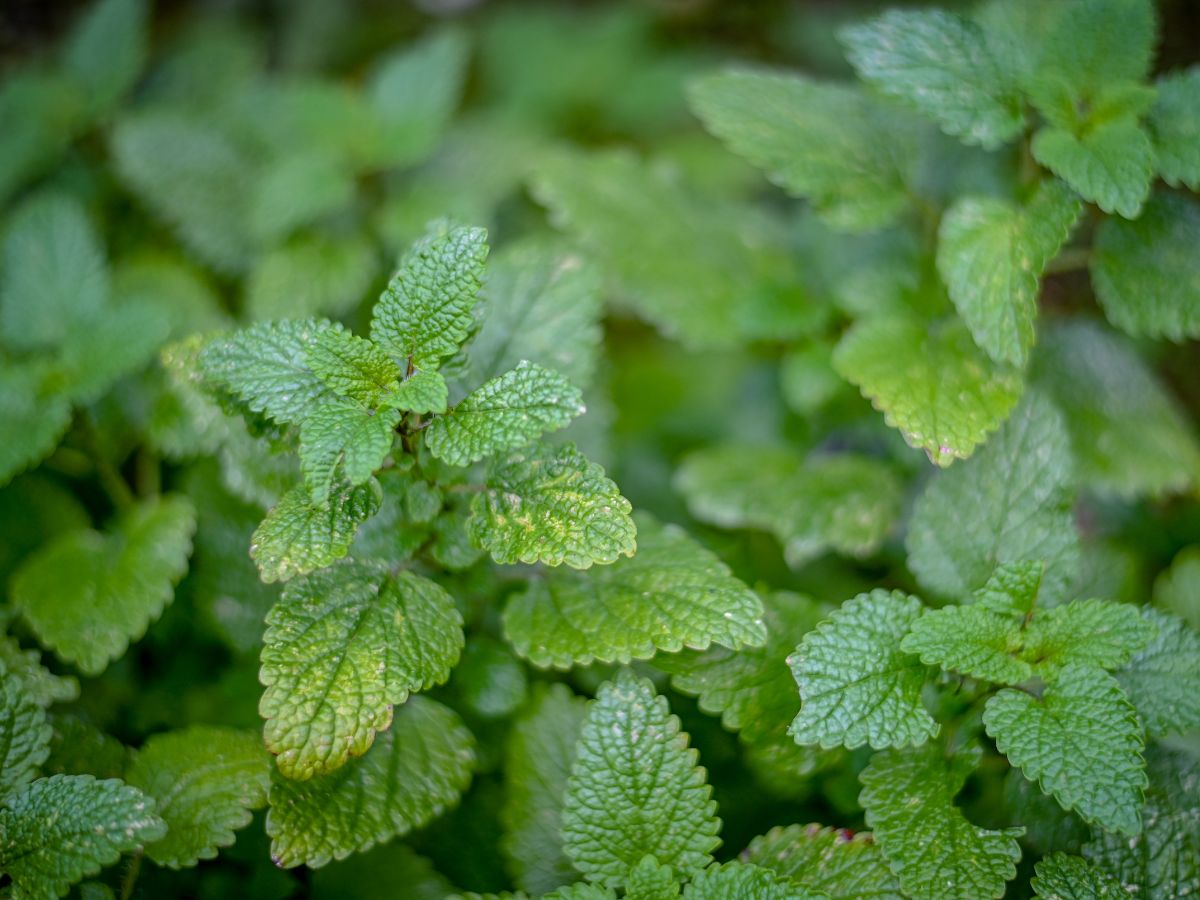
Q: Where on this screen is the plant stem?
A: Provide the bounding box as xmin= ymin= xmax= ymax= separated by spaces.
xmin=119 ymin=850 xmax=143 ymax=900
xmin=1044 ymin=246 xmax=1091 ymax=275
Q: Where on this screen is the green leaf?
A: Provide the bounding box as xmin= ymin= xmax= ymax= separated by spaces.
xmin=1091 ymin=192 xmax=1200 ymax=341
xmin=504 ymin=512 xmax=764 ymax=669
xmin=200 ymin=319 xmax=341 ymax=426
xmin=1031 ymin=119 xmax=1154 ymax=219
xmin=907 ymin=391 xmax=1079 ymax=604
xmin=370 ymin=224 xmax=488 ymax=369
xmin=469 ymin=443 xmax=635 ymax=569
xmin=1022 ymin=598 xmax=1156 ymax=673
xmin=266 ymin=696 xmax=475 ymax=868
xmin=937 ymin=179 xmax=1081 ymax=365
xmin=1148 ymin=67 xmax=1200 ymax=190
xmin=56 ymin=300 xmax=169 ymax=405
xmin=743 ymin=824 xmax=903 ymax=899
xmin=260 ymin=562 xmax=463 ymax=780
xmin=1118 ymin=608 xmax=1200 ymax=737
xmin=626 ymin=856 xmax=678 ymax=900
xmin=688 ymin=70 xmax=913 ymax=231
xmin=0 ymin=634 xmax=78 ymax=708
xmin=0 ymin=192 xmax=107 ymax=350
xmin=788 ymin=589 xmax=936 ymax=751
xmin=984 ymin=665 xmax=1146 ymax=835
xmin=246 ymin=233 xmax=379 ymax=321
xmin=11 ymin=496 xmax=196 ymax=676
xmin=0 ymin=774 xmax=166 ymax=900
xmin=44 ymin=714 xmax=127 ymax=780
xmin=501 ymin=684 xmax=589 ymax=894
xmin=0 ymin=365 xmax=73 ymax=487
xmin=833 ymin=315 xmax=1022 ymax=465
xmin=840 ymin=9 xmax=1024 ymax=149
xmin=675 ymin=446 xmax=901 ymax=565
xmin=298 ymin=401 xmax=400 ymax=504
xmin=0 ymin=673 xmax=51 ymax=801
xmin=1032 ymin=853 xmax=1126 ymax=898
xmin=248 ymin=150 xmax=355 ymax=244
xmin=859 ymin=745 xmax=1022 ymax=899
xmin=1083 ymin=746 xmax=1200 ymax=897
xmin=250 ymin=479 xmax=381 ymax=584
xmin=466 ymin=239 xmax=603 ymax=390
xmin=1031 ymin=0 xmax=1156 ymax=103
xmin=304 ymin=328 xmax=401 ymax=406
xmin=683 ymin=862 xmax=815 ymax=899
xmin=1033 ymin=319 xmax=1200 ymax=497
xmin=126 ymin=726 xmax=270 ymax=868
xmin=382 ymin=370 xmax=448 ymax=415
xmin=561 ymin=671 xmax=720 ymax=888
xmin=62 ymin=0 xmax=147 ymax=115
xmin=1154 ymin=546 xmax=1200 ymax=631
xmin=425 ymin=361 xmax=584 ymax=466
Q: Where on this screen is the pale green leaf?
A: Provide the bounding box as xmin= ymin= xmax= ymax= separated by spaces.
xmin=743 ymin=824 xmax=903 ymax=899
xmin=1032 ymin=853 xmax=1126 ymax=898
xmin=562 ymin=671 xmax=720 ymax=888
xmin=381 ymin=370 xmax=447 ymax=415
xmin=859 ymin=745 xmax=1022 ymax=900
xmin=833 ymin=315 xmax=1022 ymax=465
xmin=370 ymin=224 xmax=488 ymax=369
xmin=504 ymin=513 xmax=764 ymax=669
xmin=626 ymin=856 xmax=678 ymax=900
xmin=246 ymin=233 xmax=379 ymax=321
xmin=682 ymin=862 xmax=815 ymax=899
xmin=937 ymin=179 xmax=1081 ymax=365
xmin=469 ymin=443 xmax=635 ymax=569
xmin=1118 ymin=608 xmax=1200 ymax=737
xmin=250 ymin=480 xmax=381 ymax=584
xmin=62 ymin=0 xmax=147 ymax=114
xmin=788 ymin=589 xmax=936 ymax=750
xmin=248 ymin=150 xmax=355 ymax=244
xmin=1148 ymin=67 xmax=1200 ymax=189
xmin=1153 ymin=547 xmax=1200 ymax=631
xmin=298 ymin=401 xmax=400 ymax=504
xmin=1031 ymin=119 xmax=1154 ymax=219
xmin=0 ymin=774 xmax=165 ymax=900
xmin=984 ymin=665 xmax=1146 ymax=835
xmin=266 ymin=697 xmax=475 ymax=868
xmin=11 ymin=496 xmax=196 ymax=676
xmin=0 ymin=365 xmax=73 ymax=487
xmin=425 ymin=361 xmax=584 ymax=466
xmin=1091 ymin=192 xmax=1200 ymax=341
xmin=56 ymin=300 xmax=169 ymax=405
xmin=501 ymin=684 xmax=588 ymax=894
xmin=260 ymin=562 xmax=462 ymax=780
xmin=907 ymin=391 xmax=1080 ymax=604
xmin=304 ymin=328 xmax=401 ymax=405
xmin=0 ymin=673 xmax=51 ymax=800
xmin=841 ymin=9 xmax=1024 ymax=149
xmin=126 ymin=726 xmax=270 ymax=868
xmin=688 ymin=70 xmax=913 ymax=231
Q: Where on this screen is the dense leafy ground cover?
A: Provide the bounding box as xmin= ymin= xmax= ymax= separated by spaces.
xmin=1 ymin=0 xmax=1199 ymax=897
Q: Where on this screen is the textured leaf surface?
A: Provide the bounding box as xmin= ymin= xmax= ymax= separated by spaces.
xmin=298 ymin=401 xmax=400 ymax=503
xmin=200 ymin=319 xmax=339 ymax=426
xmin=688 ymin=70 xmax=913 ymax=230
xmin=834 ymin=315 xmax=1021 ymax=465
xmin=0 ymin=673 xmax=50 ymax=800
xmin=937 ymin=180 xmax=1081 ymax=365
xmin=1031 ymin=120 xmax=1153 ymax=219
xmin=1033 ymin=320 xmax=1200 ymax=497
xmin=267 ymin=697 xmax=475 ymax=868
xmin=370 ymin=225 xmax=488 ymax=369
xmin=907 ymin=391 xmax=1079 ymax=604
xmin=682 ymin=862 xmax=815 ymax=899
xmin=1032 ymin=853 xmax=1125 ymax=898
xmin=0 ymin=634 xmax=78 ymax=708
xmin=504 ymin=513 xmax=764 ymax=669
xmin=1092 ymin=192 xmax=1200 ymax=341
xmin=841 ymin=9 xmax=1023 ymax=149
xmin=744 ymin=824 xmax=902 ymax=899
xmin=304 ymin=328 xmax=400 ymax=405
xmin=788 ymin=590 xmax=936 ymax=750
xmin=1148 ymin=67 xmax=1200 ymax=189
xmin=859 ymin=746 xmax=1021 ymax=900
xmin=250 ymin=480 xmax=381 ymax=584
xmin=0 ymin=775 xmax=165 ymax=900
xmin=901 ymin=598 xmax=1033 ymax=686
xmin=1023 ymin=598 xmax=1155 ymax=673
xmin=469 ymin=443 xmax=635 ymax=569
xmin=1118 ymin=608 xmax=1200 ymax=737
xmin=382 ymin=370 xmax=447 ymax=414
xmin=260 ymin=562 xmax=462 ymax=780
xmin=426 ymin=361 xmax=584 ymax=466
xmin=126 ymin=726 xmax=270 ymax=868
xmin=501 ymin=684 xmax=588 ymax=894
xmin=562 ymin=671 xmax=720 ymax=887
xmin=11 ymin=496 xmax=195 ymax=676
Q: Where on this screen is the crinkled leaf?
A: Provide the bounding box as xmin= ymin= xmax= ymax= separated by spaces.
xmin=11 ymin=496 xmax=196 ymax=676
xmin=469 ymin=443 xmax=635 ymax=569
xmin=1031 ymin=119 xmax=1154 ymax=219
xmin=743 ymin=824 xmax=902 ymax=899
xmin=0 ymin=634 xmax=78 ymax=708
xmin=625 ymin=856 xmax=678 ymax=900
xmin=1148 ymin=67 xmax=1200 ymax=190
xmin=266 ymin=697 xmax=475 ymax=868
xmin=1118 ymin=608 xmax=1200 ymax=737
xmin=859 ymin=745 xmax=1021 ymax=900
xmin=561 ymin=671 xmax=720 ymax=888
xmin=382 ymin=370 xmax=447 ymax=414
xmin=425 ymin=361 xmax=584 ymax=466
xmin=298 ymin=401 xmax=399 ymax=504
xmin=1023 ymin=598 xmax=1156 ymax=673
xmin=0 ymin=673 xmax=51 ymax=801
xmin=833 ymin=315 xmax=1022 ymax=465
xmin=260 ymin=562 xmax=462 ymax=780
xmin=788 ymin=589 xmax=936 ymax=750
xmin=1032 ymin=853 xmax=1126 ymax=898
xmin=504 ymin=513 xmax=764 ymax=669
xmin=126 ymin=726 xmax=270 ymax=868
xmin=682 ymin=862 xmax=815 ymax=899
xmin=304 ymin=328 xmax=401 ymax=405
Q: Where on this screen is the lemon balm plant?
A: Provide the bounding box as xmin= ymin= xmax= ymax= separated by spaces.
xmin=0 ymin=0 xmax=1199 ymax=897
